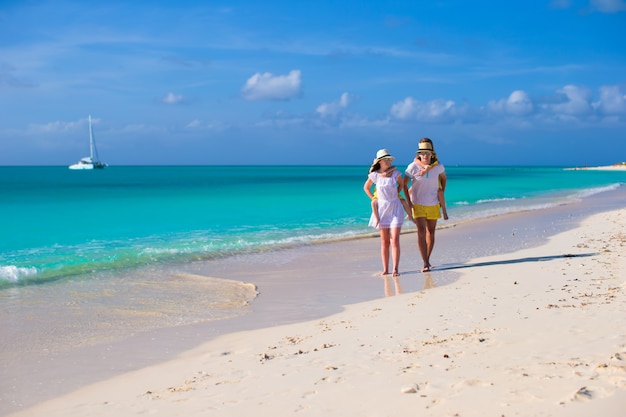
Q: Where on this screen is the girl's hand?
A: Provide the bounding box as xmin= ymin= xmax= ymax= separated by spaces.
xmin=417 ymin=166 xmax=431 ymax=176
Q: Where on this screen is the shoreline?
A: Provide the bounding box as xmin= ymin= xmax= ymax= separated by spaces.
xmin=2 ymin=165 xmax=624 ymax=290
xmin=2 ymin=187 xmax=626 ymax=416
xmin=6 ymin=192 xmax=626 ymax=416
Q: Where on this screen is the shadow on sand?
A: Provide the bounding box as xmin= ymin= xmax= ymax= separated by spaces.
xmin=436 ymin=252 xmax=596 ymax=272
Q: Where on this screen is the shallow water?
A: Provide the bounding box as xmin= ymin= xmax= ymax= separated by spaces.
xmin=2 ymin=185 xmax=625 ymax=415
xmin=2 ymin=165 xmax=624 ymax=288
xmin=1 ymin=165 xmax=625 ymax=365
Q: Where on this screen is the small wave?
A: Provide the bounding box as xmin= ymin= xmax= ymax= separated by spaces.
xmin=260 ymin=230 xmax=364 ymax=246
xmin=117 ymin=228 xmax=368 ymax=267
xmin=0 ymin=265 xmax=38 ymax=283
xmin=475 ymin=197 xmax=518 ymax=204
xmin=571 ymin=183 xmax=621 ymax=199
xmin=474 ymin=202 xmax=559 ymax=217
xmin=451 ymin=197 xmax=518 ymax=207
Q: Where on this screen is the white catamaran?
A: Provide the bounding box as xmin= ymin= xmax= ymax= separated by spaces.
xmin=69 ymin=115 xmax=107 ymax=170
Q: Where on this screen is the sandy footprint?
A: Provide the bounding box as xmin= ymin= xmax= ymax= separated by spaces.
xmin=460 ymin=379 xmax=493 ymax=388
xmin=573 ymin=386 xmax=594 ymax=401
xmin=301 ymin=390 xmax=317 ymax=398
xmin=314 ymin=375 xmax=346 ymax=385
xmin=594 ymin=361 xmax=626 ymax=387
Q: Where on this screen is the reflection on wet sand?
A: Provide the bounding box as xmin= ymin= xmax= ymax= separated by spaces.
xmin=383 ymin=271 xmax=436 ymax=296
xmin=423 ymin=272 xmax=435 ymax=290
xmin=384 ymin=275 xmax=403 ymax=296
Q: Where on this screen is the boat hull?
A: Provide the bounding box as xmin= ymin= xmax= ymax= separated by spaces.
xmin=69 ymin=163 xmax=94 ymax=170
xmin=69 ymin=161 xmax=106 ymax=170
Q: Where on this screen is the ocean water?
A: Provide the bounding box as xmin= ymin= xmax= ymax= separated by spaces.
xmin=1 ymin=165 xmax=624 ymax=288
xmin=2 ymin=165 xmax=626 ymax=404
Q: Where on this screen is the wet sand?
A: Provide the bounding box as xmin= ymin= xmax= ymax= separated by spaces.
xmin=2 ymin=187 xmax=626 ymax=416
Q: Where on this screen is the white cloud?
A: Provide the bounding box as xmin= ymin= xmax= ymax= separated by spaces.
xmin=594 ymin=85 xmax=626 ymax=114
xmin=590 ymin=0 xmax=626 ymax=13
xmin=186 ymin=119 xmax=202 ymax=128
xmin=338 ymin=115 xmax=390 ymax=128
xmin=316 ymin=92 xmax=355 ymax=117
xmin=490 ymin=84 xmax=625 ymax=120
xmin=162 ymin=92 xmax=184 ymax=104
xmin=550 ymin=0 xmax=626 ymax=12
xmin=550 ymin=85 xmax=594 ymax=116
xmin=390 ymin=97 xmax=417 ymax=119
xmin=388 ymin=84 xmax=626 ymax=126
xmin=389 ymin=97 xmax=456 ymax=122
xmin=488 ymin=90 xmax=534 ymax=116
xmin=241 ymin=70 xmax=302 ymax=101
xmin=184 ymin=119 xmax=228 ymax=130
xmin=26 ymin=118 xmax=92 ymax=134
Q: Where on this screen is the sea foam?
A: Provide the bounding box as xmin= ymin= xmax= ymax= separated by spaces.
xmin=0 ymin=265 xmax=38 ymax=283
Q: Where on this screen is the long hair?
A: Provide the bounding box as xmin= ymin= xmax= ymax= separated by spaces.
xmin=369 ymin=161 xmax=381 ymax=173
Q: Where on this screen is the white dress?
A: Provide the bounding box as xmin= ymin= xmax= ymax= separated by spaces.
xmin=368 ymin=170 xmax=405 ymax=229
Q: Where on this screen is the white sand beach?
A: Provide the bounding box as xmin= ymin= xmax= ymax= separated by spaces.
xmin=7 ymin=205 xmax=626 ymax=416
xmin=567 ymin=163 xmax=626 ymax=171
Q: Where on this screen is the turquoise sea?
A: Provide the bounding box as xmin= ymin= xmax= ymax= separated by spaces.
xmin=1 ymin=165 xmax=625 ymax=288
xmin=2 ymin=164 xmax=626 ymax=413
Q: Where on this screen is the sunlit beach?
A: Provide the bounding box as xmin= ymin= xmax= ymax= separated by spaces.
xmin=5 ymin=186 xmax=626 ymax=417
xmin=567 ymin=162 xmax=626 ymax=171
xmin=2 ymin=1 xmax=626 ymax=416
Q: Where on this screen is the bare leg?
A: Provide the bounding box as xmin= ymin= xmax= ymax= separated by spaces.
xmin=415 ymin=218 xmax=430 ymax=272
xmin=371 ymin=199 xmax=380 ymax=228
xmin=379 ymin=227 xmax=391 ymax=275
xmin=425 ymin=219 xmax=438 ymax=262
xmin=390 ymin=226 xmax=401 ymax=276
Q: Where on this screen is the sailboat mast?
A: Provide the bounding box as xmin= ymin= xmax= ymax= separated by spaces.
xmin=88 ymin=115 xmax=94 ymax=160
xmin=88 ymin=115 xmax=101 ymax=162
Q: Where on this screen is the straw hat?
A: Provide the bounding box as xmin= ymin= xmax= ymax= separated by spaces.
xmin=372 ymin=149 xmax=394 ymax=163
xmin=369 ymin=149 xmax=394 ymax=173
xmin=417 ymin=141 xmax=434 ymax=153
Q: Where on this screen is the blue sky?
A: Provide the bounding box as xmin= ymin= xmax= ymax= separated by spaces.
xmin=1 ymin=0 xmax=625 ymax=166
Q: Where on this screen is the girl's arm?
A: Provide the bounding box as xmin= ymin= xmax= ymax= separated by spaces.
xmin=396 ymin=172 xmax=405 ymax=192
xmin=438 ymin=172 xmax=447 ymax=192
xmin=438 ymin=172 xmax=448 ymax=220
xmin=416 ymin=157 xmax=436 ymax=176
xmin=363 ymin=178 xmax=375 ymax=200
xmin=402 ymin=174 xmax=412 ymax=206
xmin=415 ymin=157 xmax=427 ymax=167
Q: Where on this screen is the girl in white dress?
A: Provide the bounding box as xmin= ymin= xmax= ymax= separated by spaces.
xmin=363 ymin=149 xmax=407 ymax=277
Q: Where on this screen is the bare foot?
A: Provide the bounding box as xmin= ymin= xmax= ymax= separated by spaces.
xmin=421 ymin=264 xmax=431 ymax=272
xmin=392 ymin=271 xmax=400 ymax=277
xmin=378 ymin=271 xmax=389 ymax=276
